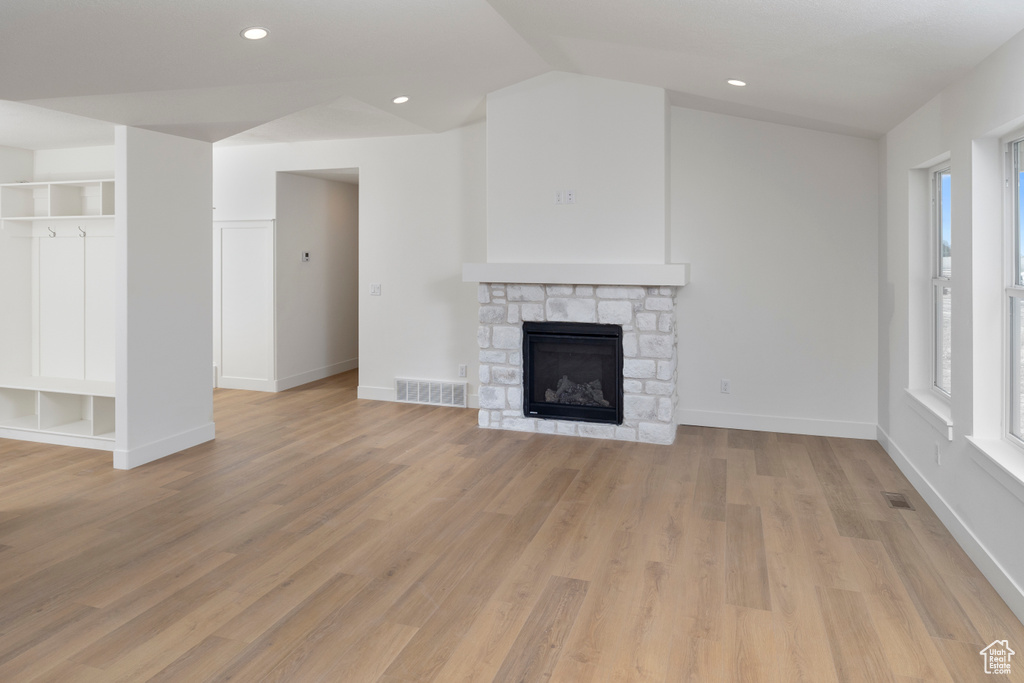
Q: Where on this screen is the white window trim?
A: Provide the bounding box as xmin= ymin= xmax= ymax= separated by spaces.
xmin=1004 ymin=135 xmax=1024 ymax=450
xmin=930 ymin=164 xmax=951 ymax=400
xmin=1008 ymin=285 xmax=1024 ymax=447
xmin=905 ymin=388 xmax=953 ymax=441
xmin=967 ymin=436 xmax=1024 ymax=505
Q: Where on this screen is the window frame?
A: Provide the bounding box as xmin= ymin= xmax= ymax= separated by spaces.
xmin=930 ymin=164 xmax=952 ymax=399
xmin=1007 ymin=137 xmax=1024 ymax=446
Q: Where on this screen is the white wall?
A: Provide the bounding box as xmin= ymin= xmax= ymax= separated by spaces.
xmin=881 ymin=28 xmax=1024 ymax=622
xmin=671 ymin=107 xmax=879 ymax=439
xmin=34 ymin=146 xmax=114 ymax=181
xmin=213 ymin=124 xmax=486 ymax=402
xmin=214 ymin=111 xmax=881 ymax=432
xmin=0 ymin=233 xmax=30 ymax=379
xmin=275 ymin=173 xmax=359 ymax=389
xmin=115 ymin=126 xmax=214 ymax=469
xmin=486 ymin=72 xmax=669 ymax=264
xmin=0 ymin=145 xmax=33 ymax=183
xmin=0 ymin=146 xmax=34 ymax=377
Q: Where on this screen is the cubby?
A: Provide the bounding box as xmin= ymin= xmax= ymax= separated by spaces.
xmin=0 ymin=385 xmax=115 ymax=446
xmin=0 ymin=388 xmax=38 ymax=431
xmin=0 ymin=178 xmax=117 ymax=451
xmin=49 ymin=181 xmax=114 ymax=217
xmin=0 ymin=184 xmax=48 ymax=218
xmin=0 ymin=179 xmax=114 ymax=220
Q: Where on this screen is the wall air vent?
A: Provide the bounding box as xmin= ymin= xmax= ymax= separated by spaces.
xmin=395 ymin=378 xmax=467 ymax=408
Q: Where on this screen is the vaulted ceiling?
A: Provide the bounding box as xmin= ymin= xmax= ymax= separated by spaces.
xmin=3 ymin=0 xmax=1024 ymax=149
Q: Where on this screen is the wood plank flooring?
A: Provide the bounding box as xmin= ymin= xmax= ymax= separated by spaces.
xmin=0 ymin=370 xmax=1021 ymax=682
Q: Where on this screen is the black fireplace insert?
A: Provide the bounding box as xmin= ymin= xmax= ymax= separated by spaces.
xmin=522 ymin=321 xmax=623 ymax=425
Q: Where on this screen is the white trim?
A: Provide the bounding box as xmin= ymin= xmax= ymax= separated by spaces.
xmin=966 ymin=436 xmax=1024 ymax=506
xmin=675 ymin=408 xmax=876 ymax=439
xmin=1007 ymin=139 xmax=1023 ymax=445
xmin=217 ymin=376 xmax=276 ymax=392
xmin=113 ymin=421 xmax=215 ymax=470
xmin=904 ymin=388 xmax=953 ymax=441
xmin=877 ymin=427 xmax=1024 ymax=625
xmin=462 ymin=262 xmax=689 ymax=286
xmin=273 ymin=359 xmax=358 ymax=392
xmin=357 ymin=385 xmax=395 ymax=402
xmin=0 ymin=428 xmax=113 ymax=451
xmin=0 ymin=376 xmax=114 ymax=396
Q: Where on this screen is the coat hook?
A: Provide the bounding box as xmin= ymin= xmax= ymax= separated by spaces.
xmin=48 ymin=227 xmax=56 ymax=238
xmin=79 ymin=226 xmax=86 ymax=238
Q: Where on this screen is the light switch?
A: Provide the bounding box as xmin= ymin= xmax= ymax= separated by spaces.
xmin=370 ymin=283 xmax=382 ymax=296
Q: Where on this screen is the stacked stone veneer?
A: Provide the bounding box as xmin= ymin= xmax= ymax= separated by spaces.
xmin=476 ymin=283 xmax=678 ymax=445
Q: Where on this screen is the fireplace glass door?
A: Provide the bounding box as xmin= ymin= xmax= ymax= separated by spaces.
xmin=522 ymin=322 xmax=623 ymax=424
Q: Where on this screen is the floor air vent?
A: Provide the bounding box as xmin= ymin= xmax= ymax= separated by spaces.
xmin=882 ymin=491 xmax=915 ymax=511
xmin=396 ymin=379 xmax=467 ymax=408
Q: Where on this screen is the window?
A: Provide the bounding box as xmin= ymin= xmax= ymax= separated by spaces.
xmin=1010 ymin=140 xmax=1024 ymax=441
xmin=932 ymin=165 xmax=951 ymax=396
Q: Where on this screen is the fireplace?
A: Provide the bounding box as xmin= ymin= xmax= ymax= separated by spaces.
xmin=522 ymin=322 xmax=623 ymax=424
xmin=471 ymin=282 xmax=681 ymax=445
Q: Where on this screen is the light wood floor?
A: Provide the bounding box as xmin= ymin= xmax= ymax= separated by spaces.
xmin=0 ymin=371 xmax=1021 ymax=682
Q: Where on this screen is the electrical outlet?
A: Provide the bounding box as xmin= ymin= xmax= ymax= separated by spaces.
xmin=301 ymin=251 xmax=310 ymax=262
xmin=554 ymin=190 xmax=564 ymax=205
xmin=566 ymin=190 xmax=575 ymax=204
xmin=369 ymin=283 xmax=382 ymax=296
xmin=458 ymin=364 xmax=467 ymax=378
xmin=720 ymin=379 xmax=730 ymax=394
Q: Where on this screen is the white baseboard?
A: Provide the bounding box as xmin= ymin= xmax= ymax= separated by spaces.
xmin=0 ymin=428 xmax=114 ymax=452
xmin=357 ymin=384 xmax=479 ymax=409
xmin=274 ymin=358 xmax=358 ymax=392
xmin=217 ymin=376 xmax=276 ymax=392
xmin=676 ymin=408 xmax=877 ymax=440
xmin=357 ymin=385 xmax=394 ymax=401
xmin=113 ymin=422 xmax=216 ymax=470
xmin=877 ymin=426 xmax=1024 ymax=625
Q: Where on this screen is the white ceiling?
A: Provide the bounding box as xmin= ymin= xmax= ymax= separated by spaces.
xmin=2 ymin=0 xmax=1024 ymax=149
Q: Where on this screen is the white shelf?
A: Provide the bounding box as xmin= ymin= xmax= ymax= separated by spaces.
xmin=0 ymin=425 xmax=115 ymax=450
xmin=46 ymin=419 xmax=98 ymax=438
xmin=0 ymin=179 xmax=115 ymax=220
xmin=2 ymin=215 xmax=114 ymax=222
xmin=0 ymin=179 xmax=115 ymax=188
xmin=0 ymin=376 xmax=114 ymax=397
xmin=0 ymin=415 xmax=40 ymax=430
xmin=0 ymin=386 xmax=116 ymax=451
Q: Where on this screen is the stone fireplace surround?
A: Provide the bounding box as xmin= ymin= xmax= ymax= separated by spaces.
xmin=476 ymin=282 xmax=680 ymax=445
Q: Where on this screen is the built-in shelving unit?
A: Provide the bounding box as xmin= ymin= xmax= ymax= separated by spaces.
xmin=0 ymin=179 xmax=116 ymax=451
xmin=0 ymin=179 xmax=114 ymax=218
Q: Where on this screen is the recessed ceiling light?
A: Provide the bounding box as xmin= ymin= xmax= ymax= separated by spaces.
xmin=393 ymin=96 xmax=410 ymax=104
xmin=241 ymin=27 xmax=268 ymax=40
xmin=727 ymin=79 xmax=747 ymax=87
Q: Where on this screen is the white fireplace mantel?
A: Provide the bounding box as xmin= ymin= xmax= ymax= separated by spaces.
xmin=462 ymin=262 xmax=689 ymax=287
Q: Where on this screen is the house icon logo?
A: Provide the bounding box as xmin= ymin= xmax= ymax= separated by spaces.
xmin=980 ymin=640 xmax=1015 ymax=675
